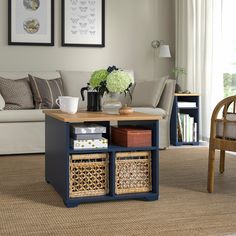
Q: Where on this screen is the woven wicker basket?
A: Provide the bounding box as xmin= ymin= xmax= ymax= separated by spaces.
xmin=115 ymin=151 xmax=152 ymax=194
xmin=69 ymin=153 xmax=109 ymax=198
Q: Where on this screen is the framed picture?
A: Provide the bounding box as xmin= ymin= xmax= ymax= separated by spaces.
xmin=8 ymin=0 xmax=54 ymax=46
xmin=62 ymin=0 xmax=105 ymax=47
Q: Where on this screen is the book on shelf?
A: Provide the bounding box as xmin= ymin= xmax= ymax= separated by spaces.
xmin=178 ymin=102 xmax=197 ymax=108
xmin=177 ymin=113 xmax=183 ymax=142
xmin=71 ymin=137 xmax=108 ymax=150
xmin=179 ymin=113 xmax=185 ymax=142
xmin=184 ymin=114 xmax=188 ymax=142
xmin=193 ymin=122 xmax=198 ymax=142
xmin=189 ymin=116 xmax=194 ymax=142
xmin=177 ymin=113 xmax=197 ymax=143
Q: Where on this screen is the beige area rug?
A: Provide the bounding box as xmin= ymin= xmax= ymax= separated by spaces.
xmin=1 ymin=148 xmax=236 ymax=236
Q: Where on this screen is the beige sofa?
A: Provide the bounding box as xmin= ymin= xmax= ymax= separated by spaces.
xmin=0 ymin=71 xmax=175 ymax=155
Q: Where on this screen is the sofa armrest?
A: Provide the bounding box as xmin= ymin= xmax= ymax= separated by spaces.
xmin=157 ymin=79 xmax=176 ymax=116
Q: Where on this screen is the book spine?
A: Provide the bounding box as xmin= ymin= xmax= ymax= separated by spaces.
xmin=180 ymin=114 xmax=185 ymax=142
xmin=189 ymin=117 xmax=194 ymax=142
xmin=184 ymin=114 xmax=188 ymax=142
xmin=187 ymin=115 xmax=190 ymax=142
xmin=177 ymin=113 xmax=183 ymax=142
xmin=193 ymin=122 xmax=198 ymax=142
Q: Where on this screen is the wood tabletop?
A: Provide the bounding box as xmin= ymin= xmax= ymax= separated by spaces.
xmin=43 ymin=110 xmax=162 ymax=123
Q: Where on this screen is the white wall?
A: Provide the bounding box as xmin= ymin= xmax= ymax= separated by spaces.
xmin=0 ymin=0 xmax=174 ymax=80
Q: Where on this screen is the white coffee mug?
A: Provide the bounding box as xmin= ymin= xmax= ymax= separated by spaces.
xmin=56 ymin=96 xmax=79 ymax=114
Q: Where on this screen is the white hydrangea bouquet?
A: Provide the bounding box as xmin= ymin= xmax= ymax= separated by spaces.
xmin=89 ymin=66 xmax=134 ymax=98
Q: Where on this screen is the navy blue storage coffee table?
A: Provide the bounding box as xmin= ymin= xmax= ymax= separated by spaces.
xmin=43 ymin=110 xmax=161 ymax=207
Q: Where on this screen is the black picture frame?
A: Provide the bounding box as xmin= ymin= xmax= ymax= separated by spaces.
xmin=8 ymin=0 xmax=54 ymax=46
xmin=62 ymin=0 xmax=105 ymax=47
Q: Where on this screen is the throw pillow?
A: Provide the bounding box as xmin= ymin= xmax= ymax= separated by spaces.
xmin=0 ymin=93 xmax=5 ymax=110
xmin=0 ymin=77 xmax=34 ymax=110
xmin=131 ymin=76 xmax=168 ymax=107
xmin=29 ymin=75 xmax=64 ymax=109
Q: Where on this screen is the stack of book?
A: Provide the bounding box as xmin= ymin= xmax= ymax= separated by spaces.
xmin=71 ymin=123 xmax=108 ymax=150
xmin=177 ymin=102 xmax=197 ymax=108
xmin=177 ymin=113 xmax=197 ymax=142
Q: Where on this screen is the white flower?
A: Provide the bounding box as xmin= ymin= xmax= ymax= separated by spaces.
xmin=106 ymin=70 xmax=133 ymax=93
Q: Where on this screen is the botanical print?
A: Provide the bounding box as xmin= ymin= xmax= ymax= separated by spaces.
xmin=23 ymin=0 xmax=40 ymax=11
xmin=23 ymin=18 xmax=40 ymax=34
xmin=9 ymin=0 xmax=53 ymax=45
xmin=22 ymin=0 xmax=41 ymax=34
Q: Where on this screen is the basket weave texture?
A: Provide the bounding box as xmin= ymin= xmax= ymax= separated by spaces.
xmin=70 ymin=153 xmax=109 ymax=198
xmin=115 ymin=151 xmax=152 ymax=194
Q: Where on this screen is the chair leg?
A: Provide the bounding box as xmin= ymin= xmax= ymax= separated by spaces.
xmin=219 ymin=150 xmax=225 ymax=174
xmin=207 ymin=148 xmax=215 ymax=193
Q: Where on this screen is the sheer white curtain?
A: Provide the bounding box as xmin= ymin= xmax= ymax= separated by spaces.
xmin=175 ymin=0 xmax=224 ymax=140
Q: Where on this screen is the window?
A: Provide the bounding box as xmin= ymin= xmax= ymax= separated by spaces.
xmin=222 ymin=0 xmax=236 ymax=97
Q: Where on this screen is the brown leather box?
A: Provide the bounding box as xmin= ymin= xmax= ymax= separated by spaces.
xmin=111 ymin=126 xmax=152 ymax=147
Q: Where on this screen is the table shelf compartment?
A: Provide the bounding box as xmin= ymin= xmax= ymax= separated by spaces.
xmin=115 ymin=151 xmax=152 ymax=195
xmin=69 ymin=153 xmax=109 ymax=198
xmin=111 ymin=126 xmax=152 ymax=147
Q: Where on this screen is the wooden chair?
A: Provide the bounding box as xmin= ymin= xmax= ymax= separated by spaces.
xmin=207 ymin=95 xmax=236 ymax=193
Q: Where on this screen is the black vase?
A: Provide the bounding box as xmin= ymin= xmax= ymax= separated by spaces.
xmin=81 ymin=86 xmax=102 ymax=112
xmin=87 ymin=91 xmax=102 ymax=111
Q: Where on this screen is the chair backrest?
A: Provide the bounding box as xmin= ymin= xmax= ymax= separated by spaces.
xmin=210 ymin=95 xmax=236 ymax=151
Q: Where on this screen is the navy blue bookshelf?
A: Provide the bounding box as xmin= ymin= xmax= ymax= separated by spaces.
xmin=170 ymin=94 xmax=200 ymax=146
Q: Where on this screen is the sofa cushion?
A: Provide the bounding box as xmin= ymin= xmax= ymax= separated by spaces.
xmin=0 ymin=109 xmax=45 ymax=123
xmin=133 ymin=107 xmax=167 ymax=119
xmin=0 ymin=93 xmax=5 ymax=110
xmin=158 ymin=79 xmax=176 ymax=113
xmin=59 ymin=71 xmax=92 ymax=110
xmin=131 ymin=76 xmax=168 ymax=107
xmin=0 ymin=77 xmax=34 ymax=110
xmin=29 ymin=75 xmax=64 ymax=109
